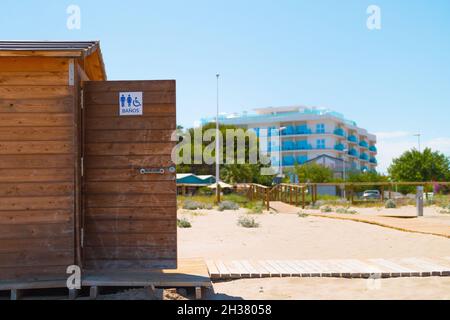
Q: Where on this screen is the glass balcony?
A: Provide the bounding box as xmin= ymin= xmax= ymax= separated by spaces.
xmin=334 ymin=128 xmax=345 ymax=137
xmin=295 ymin=125 xmax=312 ymax=135
xmin=281 ymin=125 xmax=296 ymax=136
xmin=369 ymin=145 xmax=377 ymax=153
xmin=282 ymin=140 xmax=295 ymax=150
xmin=296 ymin=155 xmax=308 ymax=164
xmin=282 ymin=156 xmax=295 ymax=166
xmin=348 ymin=135 xmax=358 ymax=144
xmin=361 ymin=166 xmax=369 ymax=172
xmin=296 ymin=141 xmax=312 ymax=150
xmin=359 ymin=140 xmax=369 ymax=148
xmin=334 ymin=143 xmax=345 ymax=151
xmin=370 ymin=157 xmax=378 ymax=164
xmin=348 ymin=149 xmax=359 ymax=157
xmin=360 ymin=153 xmax=369 ymax=161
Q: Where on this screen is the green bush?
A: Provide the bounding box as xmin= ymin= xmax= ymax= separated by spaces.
xmin=177 ymin=218 xmax=192 ymax=228
xmin=385 ymin=199 xmax=397 ymax=209
xmin=248 ymin=203 xmax=264 ymax=214
xmin=237 ymin=216 xmax=260 ymax=228
xmin=298 ymin=212 xmax=309 ymax=218
xmin=219 ymin=200 xmax=240 ymax=211
xmin=182 ymin=200 xmax=212 ymax=210
xmin=320 ymin=206 xmax=333 ymax=213
xmin=336 ymin=207 xmax=358 ymax=215
xmin=440 ymin=205 xmax=450 ymax=214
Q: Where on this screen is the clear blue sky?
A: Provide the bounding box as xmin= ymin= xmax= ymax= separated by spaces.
xmin=1 ymin=0 xmax=449 ymax=171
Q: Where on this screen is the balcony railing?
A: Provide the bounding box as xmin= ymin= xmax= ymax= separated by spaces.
xmin=334 ymin=143 xmax=345 ymax=151
xmin=369 ymin=145 xmax=377 ymax=153
xmin=296 ymin=125 xmax=312 ymax=135
xmin=360 ymin=153 xmax=369 ymax=161
xmin=370 ymin=157 xmax=378 ymax=164
xmin=359 ymin=140 xmax=369 ymax=148
xmin=348 ymin=149 xmax=359 ymax=157
xmin=348 ymin=135 xmax=358 ymax=144
xmin=334 ymin=128 xmax=345 ymax=137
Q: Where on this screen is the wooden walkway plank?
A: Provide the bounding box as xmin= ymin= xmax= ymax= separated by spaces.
xmin=275 ymin=260 xmax=299 ymax=276
xmin=205 ymin=260 xmax=220 ymax=280
xmin=257 ymin=260 xmax=280 ymax=277
xmin=215 ymin=260 xmax=231 ymax=279
xmin=400 ymin=258 xmax=449 ymax=275
xmin=231 ymin=261 xmax=251 ymax=278
xmin=267 ymin=260 xmax=291 ymax=277
xmin=369 ymin=258 xmax=414 ymax=276
xmin=241 ymin=260 xmax=261 ymax=278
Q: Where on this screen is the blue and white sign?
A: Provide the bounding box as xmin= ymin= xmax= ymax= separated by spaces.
xmin=119 ymin=92 xmax=143 ymax=116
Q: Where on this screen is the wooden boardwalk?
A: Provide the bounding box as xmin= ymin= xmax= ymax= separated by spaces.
xmin=206 ymin=257 xmax=450 ymax=280
xmin=1 ymin=258 xmax=212 ymax=300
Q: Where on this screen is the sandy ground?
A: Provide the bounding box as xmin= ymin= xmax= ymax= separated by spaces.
xmin=207 ymin=277 xmax=450 ymax=300
xmin=177 ymin=206 xmax=450 ymax=300
xmin=178 ymin=208 xmax=450 ymax=260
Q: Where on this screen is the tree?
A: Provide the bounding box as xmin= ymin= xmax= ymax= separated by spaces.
xmin=292 ymin=163 xmax=334 ymax=183
xmin=388 ymin=148 xmax=450 ymax=182
xmin=174 ymin=123 xmax=276 ymax=186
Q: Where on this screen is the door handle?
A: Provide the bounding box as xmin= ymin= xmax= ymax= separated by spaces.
xmin=140 ymin=168 xmax=165 ymax=175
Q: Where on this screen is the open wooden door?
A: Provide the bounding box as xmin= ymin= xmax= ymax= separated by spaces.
xmin=82 ymin=80 xmax=177 ymax=270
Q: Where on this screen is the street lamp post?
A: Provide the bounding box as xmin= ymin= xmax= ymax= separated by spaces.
xmin=342 ymin=148 xmax=349 ymax=199
xmin=277 ymin=127 xmax=287 ymax=181
xmin=413 ymin=133 xmax=421 ymax=152
xmin=215 ymin=73 xmax=220 ymax=203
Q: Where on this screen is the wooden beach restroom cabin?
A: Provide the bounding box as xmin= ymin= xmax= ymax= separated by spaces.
xmin=0 ymin=41 xmax=177 ymax=287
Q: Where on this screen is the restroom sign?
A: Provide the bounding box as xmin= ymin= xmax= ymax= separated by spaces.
xmin=119 ymin=92 xmax=143 ymax=116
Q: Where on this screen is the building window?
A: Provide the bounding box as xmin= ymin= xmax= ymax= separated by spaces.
xmin=316 ymin=123 xmax=325 ymax=134
xmin=317 ymin=139 xmax=326 ymax=149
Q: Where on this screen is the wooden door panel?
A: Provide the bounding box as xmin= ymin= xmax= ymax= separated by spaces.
xmin=83 ymin=80 xmax=177 ymax=270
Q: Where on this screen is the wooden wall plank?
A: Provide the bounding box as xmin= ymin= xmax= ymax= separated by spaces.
xmin=84 ymin=155 xmax=173 ymax=169
xmin=0 ymin=237 xmax=72 ymax=252
xmin=85 ymin=117 xmax=176 ymax=130
xmin=85 ymin=130 xmax=174 ymax=143
xmin=84 ymin=246 xmax=176 ymax=260
xmin=0 ymin=114 xmax=73 ymax=127
xmin=85 ymin=220 xmax=175 ymax=234
xmin=86 ymin=181 xmax=176 ymax=194
xmin=0 ymin=196 xmax=73 ymax=211
xmin=0 ymin=251 xmax=74 ymax=268
xmin=85 ymin=91 xmax=175 ymax=105
xmin=84 ymin=80 xmax=175 ymax=92
xmin=0 ymin=127 xmax=73 ymax=141
xmin=85 ymin=104 xmax=175 ymax=117
xmin=0 ymin=155 xmax=73 ymax=169
xmin=0 ymin=86 xmax=71 ymax=99
xmin=0 ymin=210 xmax=72 ymax=225
xmin=84 ymin=259 xmax=176 ymax=270
xmin=0 ymin=71 xmax=68 ymax=86
xmin=85 ymin=207 xmax=176 ymax=221
xmin=0 ymin=141 xmax=73 ymax=154
xmin=85 ymin=168 xmax=175 ymax=182
xmin=0 ymin=182 xmax=74 ymax=197
xmin=0 ymin=223 xmax=73 ymax=240
xmin=0 ymin=168 xmax=74 ymax=182
xmin=85 ymin=142 xmax=173 ymax=156
xmin=85 ymin=194 xmax=176 ymax=208
xmin=0 ymin=97 xmax=73 ymax=113
xmin=0 ymin=57 xmax=69 ymax=72
xmin=85 ymin=233 xmax=176 ymax=247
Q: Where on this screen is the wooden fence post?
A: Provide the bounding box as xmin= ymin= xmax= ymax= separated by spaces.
xmin=266 ymin=189 xmax=270 ymax=211
xmin=302 ymin=186 xmax=306 ymax=209
xmin=289 ymin=186 xmax=293 ymax=205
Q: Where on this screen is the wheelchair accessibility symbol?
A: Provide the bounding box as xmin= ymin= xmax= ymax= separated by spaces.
xmin=119 ymin=92 xmax=143 ymax=116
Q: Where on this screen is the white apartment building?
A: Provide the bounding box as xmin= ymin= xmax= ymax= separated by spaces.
xmin=201 ymin=106 xmax=378 ymax=177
